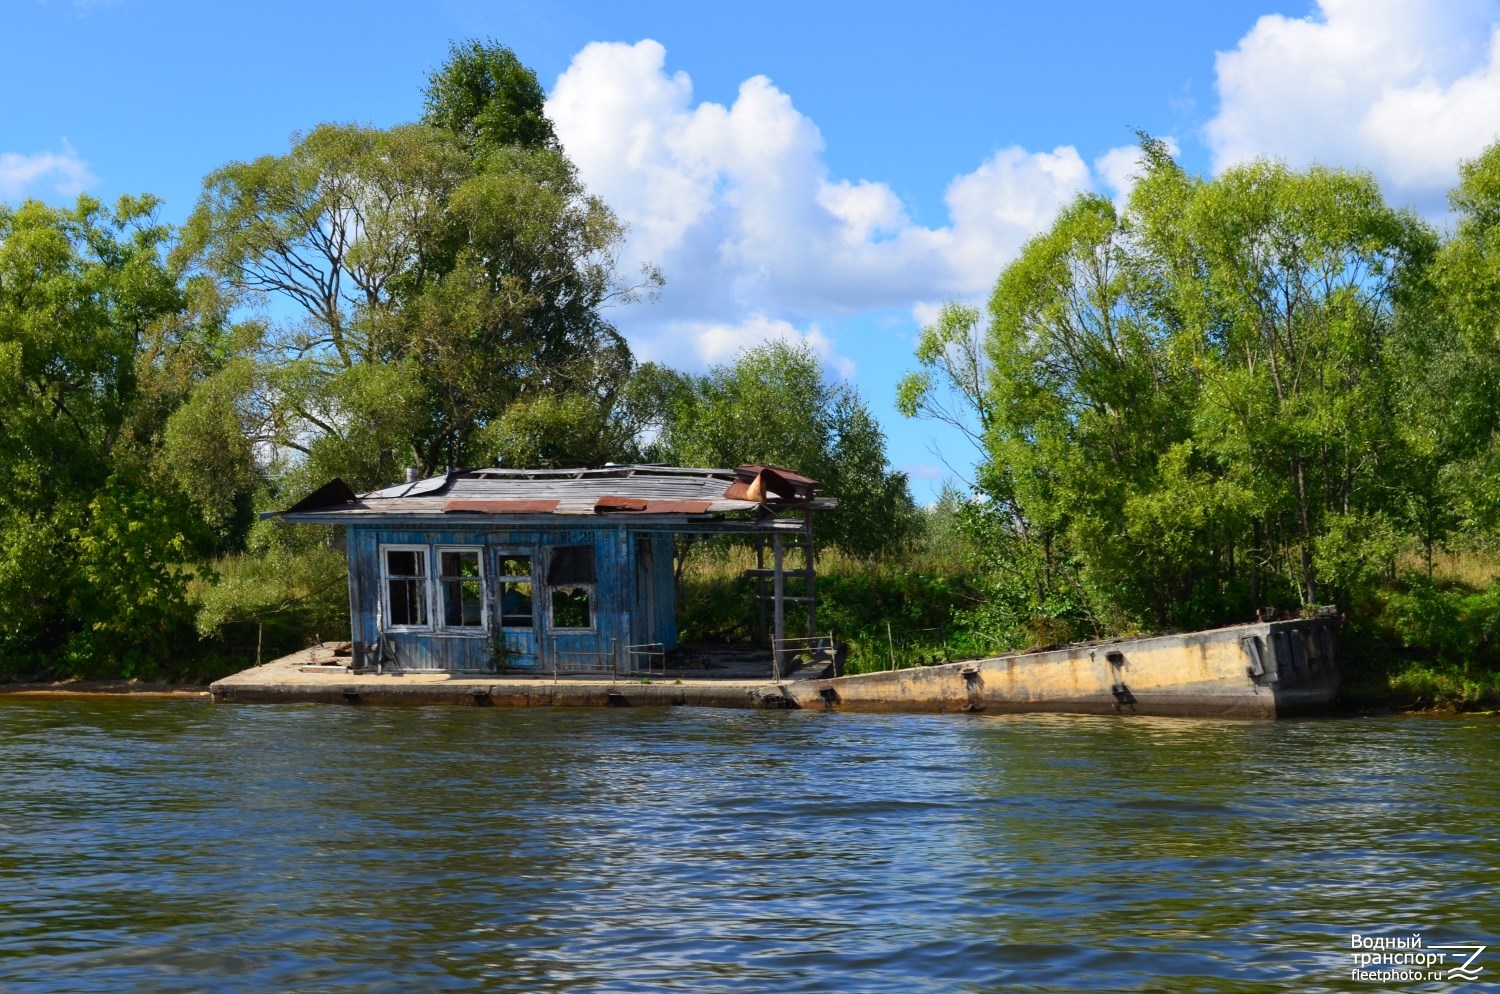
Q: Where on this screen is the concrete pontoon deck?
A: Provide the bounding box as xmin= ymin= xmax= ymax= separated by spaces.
xmin=210 ymin=645 xmax=820 ymax=709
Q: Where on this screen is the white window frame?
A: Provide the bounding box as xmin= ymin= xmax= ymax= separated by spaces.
xmin=436 ymin=545 xmax=487 ymax=635
xmin=547 ymin=583 xmax=597 ymax=633
xmin=495 ymin=548 xmax=538 ymax=631
xmin=380 ymin=544 xmax=433 ymax=632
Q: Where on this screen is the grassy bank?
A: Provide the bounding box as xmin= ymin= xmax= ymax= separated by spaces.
xmin=1337 ymin=658 xmax=1500 ymax=712
xmin=1332 ymin=545 xmax=1500 ymax=711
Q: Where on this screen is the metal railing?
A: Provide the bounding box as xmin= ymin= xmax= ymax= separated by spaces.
xmin=547 ymin=637 xmax=619 ymax=680
xmin=770 ymin=632 xmax=842 ymax=682
xmin=626 ymin=642 xmax=667 ymax=676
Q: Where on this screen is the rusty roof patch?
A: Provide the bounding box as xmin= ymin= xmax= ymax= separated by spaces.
xmin=595 ymin=497 xmax=715 ymax=515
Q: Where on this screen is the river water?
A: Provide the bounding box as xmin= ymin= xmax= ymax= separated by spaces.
xmin=0 ymin=699 xmax=1495 ymax=993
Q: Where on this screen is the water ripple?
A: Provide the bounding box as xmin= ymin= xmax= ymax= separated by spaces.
xmin=0 ymin=700 xmax=1495 ymax=992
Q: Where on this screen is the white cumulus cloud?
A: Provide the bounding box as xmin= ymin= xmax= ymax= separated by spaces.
xmin=547 ymin=40 xmax=1098 ymax=372
xmin=1207 ymin=0 xmax=1500 ymax=209
xmin=0 ymin=143 xmax=96 ymax=202
xmin=637 ymin=312 xmax=855 ymax=381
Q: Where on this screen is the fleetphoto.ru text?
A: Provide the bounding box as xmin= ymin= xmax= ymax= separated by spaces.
xmin=1348 ymin=933 xmax=1486 ymax=985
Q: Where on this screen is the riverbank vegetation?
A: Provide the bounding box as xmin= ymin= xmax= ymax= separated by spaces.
xmin=2 ymin=43 xmax=1499 ymax=708
xmin=892 ymin=135 xmax=1500 ymax=708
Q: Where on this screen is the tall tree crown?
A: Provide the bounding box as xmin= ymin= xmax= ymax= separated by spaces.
xmin=423 ymin=39 xmax=558 ymax=157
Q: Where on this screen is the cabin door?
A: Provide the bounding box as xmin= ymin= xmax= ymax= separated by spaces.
xmin=492 ymin=549 xmax=539 ymax=670
xmin=633 ymin=534 xmax=655 ymax=645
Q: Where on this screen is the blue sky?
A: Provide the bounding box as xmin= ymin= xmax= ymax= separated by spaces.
xmin=8 ymin=0 xmax=1500 ymax=498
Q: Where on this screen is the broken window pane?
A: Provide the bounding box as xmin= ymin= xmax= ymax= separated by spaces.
xmin=385 ymin=548 xmax=428 ymax=627
xmin=500 ymin=581 xmax=533 ymax=628
xmin=498 ymin=554 xmax=533 ymax=628
xmin=443 ymin=578 xmax=484 ymax=627
xmin=441 ymin=550 xmax=481 ymax=579
xmin=551 ymin=586 xmax=592 ymax=629
xmin=386 ymin=548 xmax=425 ymax=578
xmin=389 ymin=578 xmax=428 ymax=626
xmin=439 ymin=549 xmax=484 ymax=628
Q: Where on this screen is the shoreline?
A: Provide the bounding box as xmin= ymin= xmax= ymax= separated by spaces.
xmin=4 ymin=652 xmax=1496 ymax=715
xmin=0 ymin=681 xmax=1489 ymax=715
xmin=0 ymin=680 xmax=210 ymax=698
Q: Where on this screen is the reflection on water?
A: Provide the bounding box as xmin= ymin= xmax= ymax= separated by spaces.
xmin=0 ymin=700 xmax=1495 ymax=992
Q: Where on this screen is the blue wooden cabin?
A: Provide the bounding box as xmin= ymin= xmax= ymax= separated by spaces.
xmin=272 ymin=464 xmax=828 ymax=675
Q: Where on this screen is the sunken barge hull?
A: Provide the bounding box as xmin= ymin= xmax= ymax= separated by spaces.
xmin=791 ymin=619 xmax=1338 ymax=718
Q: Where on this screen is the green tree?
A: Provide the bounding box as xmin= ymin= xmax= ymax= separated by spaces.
xmin=1423 ymin=138 xmax=1500 ymax=539
xmin=179 ymin=115 xmax=656 ymax=487
xmin=1149 ymin=159 xmax=1433 ymax=609
xmin=896 ymin=300 xmax=992 ymax=464
xmin=422 ymin=38 xmax=558 ymax=158
xmin=906 ymin=139 xmax=1438 ymax=641
xmin=177 ymin=123 xmax=463 ymax=486
xmin=0 ymin=195 xmax=225 ymax=676
xmin=659 ymin=340 xmax=917 ymax=556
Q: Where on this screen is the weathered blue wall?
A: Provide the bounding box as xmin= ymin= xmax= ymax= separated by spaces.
xmin=347 ymin=524 xmax=678 ymax=673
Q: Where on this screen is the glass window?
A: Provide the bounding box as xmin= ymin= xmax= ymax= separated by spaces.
xmin=551 ymin=586 xmax=592 ymax=630
xmin=498 ymin=554 xmax=533 ymax=629
xmin=385 ymin=547 xmax=428 ymax=627
xmin=439 ymin=549 xmax=484 ymax=629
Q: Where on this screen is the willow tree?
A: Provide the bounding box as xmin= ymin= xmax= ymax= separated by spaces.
xmin=1424 ymin=139 xmax=1500 ymax=542
xmin=1140 ymin=159 xmax=1434 ymax=608
xmin=177 ymin=42 xmax=659 ymax=494
xmin=984 ymin=189 xmax=1239 ymax=634
xmin=0 ymin=196 xmax=226 ymax=675
xmin=905 ymin=139 xmax=1437 ymax=638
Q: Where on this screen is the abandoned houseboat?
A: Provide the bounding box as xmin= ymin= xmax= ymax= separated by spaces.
xmin=267 ymin=464 xmax=831 ymax=676
xmin=225 ymin=462 xmax=1338 ymax=717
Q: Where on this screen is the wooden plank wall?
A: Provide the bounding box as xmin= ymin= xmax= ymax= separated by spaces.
xmin=348 ymin=524 xmax=641 ymax=673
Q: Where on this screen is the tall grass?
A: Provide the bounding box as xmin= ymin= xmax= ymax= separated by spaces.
xmin=675 ymin=536 xmax=984 ymax=673
xmin=1338 ymin=540 xmax=1500 ymax=710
